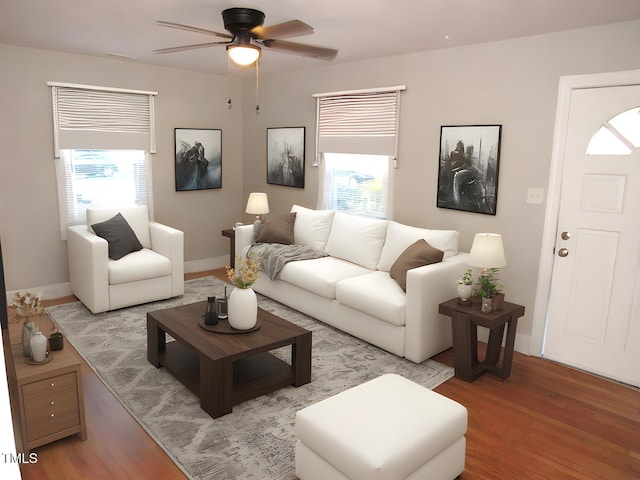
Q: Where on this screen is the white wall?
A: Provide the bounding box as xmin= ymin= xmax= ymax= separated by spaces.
xmin=240 ymin=20 xmax=640 ymax=344
xmin=0 ymin=44 xmax=245 ymax=293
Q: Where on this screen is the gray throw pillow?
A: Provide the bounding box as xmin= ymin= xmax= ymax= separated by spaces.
xmin=390 ymin=239 xmax=444 ymax=291
xmin=91 ymin=212 xmax=143 ymax=260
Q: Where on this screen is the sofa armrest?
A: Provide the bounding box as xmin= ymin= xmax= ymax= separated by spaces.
xmin=149 ymin=222 xmax=184 ymax=296
xmin=67 ymin=225 xmax=110 ymax=314
xmin=404 ymin=252 xmax=470 ymax=363
xmin=234 ymin=225 xmax=255 ymax=260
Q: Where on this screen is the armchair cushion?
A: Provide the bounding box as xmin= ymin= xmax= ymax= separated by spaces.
xmin=91 ymin=213 xmax=143 ymax=260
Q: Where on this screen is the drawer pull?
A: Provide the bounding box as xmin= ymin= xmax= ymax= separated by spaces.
xmin=51 ymin=401 xmax=55 ymax=405
xmin=50 ymin=414 xmax=55 ymax=418
xmin=50 ymin=382 xmax=55 ymax=387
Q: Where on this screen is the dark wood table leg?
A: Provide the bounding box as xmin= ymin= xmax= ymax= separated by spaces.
xmin=451 ymin=312 xmax=475 ymax=382
xmin=147 ymin=315 xmax=166 ymax=368
xmin=485 ymin=324 xmax=506 ymax=366
xmin=292 ymin=332 xmax=312 ymax=387
xmin=500 ymin=316 xmax=519 ymax=379
xmin=200 ymin=355 xmax=233 ymax=418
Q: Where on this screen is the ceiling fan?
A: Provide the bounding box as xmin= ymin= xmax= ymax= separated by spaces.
xmin=154 ymin=7 xmax=338 ymax=67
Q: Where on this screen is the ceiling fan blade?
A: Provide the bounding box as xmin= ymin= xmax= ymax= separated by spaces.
xmin=157 ymin=21 xmax=232 ymax=40
xmin=153 ymin=42 xmax=229 ymax=54
xmin=253 ymin=20 xmax=314 ymax=40
xmin=260 ymin=39 xmax=338 ymax=61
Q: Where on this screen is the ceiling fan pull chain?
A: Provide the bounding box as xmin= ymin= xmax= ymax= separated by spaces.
xmin=255 ymin=59 xmax=260 ymax=114
xmin=227 ymin=56 xmax=233 ymax=109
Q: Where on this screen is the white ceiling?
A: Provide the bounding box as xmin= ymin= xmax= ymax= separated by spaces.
xmin=2 ymin=0 xmax=640 ymax=76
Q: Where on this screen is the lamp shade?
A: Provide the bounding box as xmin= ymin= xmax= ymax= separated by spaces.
xmin=245 ymin=192 xmax=269 ymax=215
xmin=468 ymin=233 xmax=507 ymax=269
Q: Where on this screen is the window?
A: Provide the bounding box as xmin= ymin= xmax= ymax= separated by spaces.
xmin=48 ymin=82 xmax=157 ymax=238
xmin=314 ymin=86 xmax=405 ymax=219
xmin=321 ymin=153 xmax=390 ymax=219
xmin=56 ymin=149 xmax=150 ymax=228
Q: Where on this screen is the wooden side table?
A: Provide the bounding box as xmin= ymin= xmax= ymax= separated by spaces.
xmin=221 ymin=228 xmax=235 ymax=268
xmin=10 ymin=330 xmax=87 ymax=452
xmin=439 ymin=297 xmax=525 ymax=382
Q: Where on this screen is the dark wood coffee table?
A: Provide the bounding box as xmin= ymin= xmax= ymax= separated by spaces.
xmin=147 ymin=301 xmax=312 ymax=418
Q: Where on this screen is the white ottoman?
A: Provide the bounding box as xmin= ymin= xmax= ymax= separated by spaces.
xmin=295 ymin=374 xmax=467 ymax=480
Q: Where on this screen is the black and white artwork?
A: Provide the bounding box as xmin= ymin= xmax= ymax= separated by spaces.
xmin=437 ymin=125 xmax=502 ymax=215
xmin=267 ymin=127 xmax=305 ymax=188
xmin=175 ymin=128 xmax=222 ymax=191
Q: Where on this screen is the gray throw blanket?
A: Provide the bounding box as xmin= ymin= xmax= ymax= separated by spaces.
xmin=247 ymin=243 xmax=328 ymax=280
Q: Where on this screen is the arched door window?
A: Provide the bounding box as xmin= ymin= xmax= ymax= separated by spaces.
xmin=586 ymin=106 xmax=640 ymax=155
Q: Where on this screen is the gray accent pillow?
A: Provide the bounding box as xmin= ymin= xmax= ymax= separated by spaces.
xmin=390 ymin=239 xmax=444 ymax=291
xmin=255 ymin=212 xmax=297 ymax=245
xmin=91 ymin=212 xmax=144 ymax=260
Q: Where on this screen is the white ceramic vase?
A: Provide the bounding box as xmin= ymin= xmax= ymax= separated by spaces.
xmin=228 ymin=287 xmax=258 ymax=330
xmin=457 ymin=284 xmax=473 ymax=302
xmin=30 ymin=330 xmax=48 ymax=362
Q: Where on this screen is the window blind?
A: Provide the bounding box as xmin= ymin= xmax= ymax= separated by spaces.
xmin=314 ymin=86 xmax=405 ymax=158
xmin=49 ymin=82 xmax=157 ymax=157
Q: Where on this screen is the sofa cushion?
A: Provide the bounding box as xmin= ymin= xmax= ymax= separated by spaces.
xmin=389 ymin=239 xmax=444 ymax=291
xmin=87 ymin=205 xmax=152 ymax=249
xmin=108 ymin=248 xmax=171 ymax=285
xmin=278 ymin=256 xmax=372 ymax=299
xmin=91 ymin=213 xmax=144 ymax=260
xmin=255 ymin=212 xmax=297 ymax=244
xmin=336 ymin=271 xmax=407 ymax=326
xmin=290 ymin=205 xmax=335 ymax=250
xmin=377 ymin=221 xmax=458 ymax=271
xmin=325 ymin=212 xmax=388 ymax=269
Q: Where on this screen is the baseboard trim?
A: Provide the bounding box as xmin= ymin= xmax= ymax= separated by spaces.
xmin=476 ymin=327 xmax=531 ymax=356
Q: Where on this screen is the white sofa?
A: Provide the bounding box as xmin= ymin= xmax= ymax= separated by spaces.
xmin=67 ymin=206 xmax=184 ymax=314
xmin=235 ymin=205 xmax=469 ymax=363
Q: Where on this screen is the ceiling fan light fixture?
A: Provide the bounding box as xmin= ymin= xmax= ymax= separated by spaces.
xmin=227 ymin=44 xmax=261 ymax=66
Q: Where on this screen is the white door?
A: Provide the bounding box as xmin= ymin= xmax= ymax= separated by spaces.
xmin=544 ymin=84 xmax=640 ymax=387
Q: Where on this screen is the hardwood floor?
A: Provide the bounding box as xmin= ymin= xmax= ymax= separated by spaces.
xmin=12 ymin=269 xmax=640 ymax=479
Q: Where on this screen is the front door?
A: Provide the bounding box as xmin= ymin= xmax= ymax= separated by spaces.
xmin=543 ymin=84 xmax=640 ymax=387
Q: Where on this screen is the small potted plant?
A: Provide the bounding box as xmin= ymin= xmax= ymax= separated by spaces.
xmin=475 ymin=268 xmax=504 ymax=313
xmin=456 ymin=269 xmax=474 ymax=305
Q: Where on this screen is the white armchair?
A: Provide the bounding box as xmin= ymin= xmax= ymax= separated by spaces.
xmin=67 ymin=206 xmax=184 ymax=314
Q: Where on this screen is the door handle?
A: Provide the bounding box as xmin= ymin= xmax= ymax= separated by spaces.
xmin=561 ymin=231 xmax=571 ymax=240
xmin=558 ymin=248 xmax=569 ymax=257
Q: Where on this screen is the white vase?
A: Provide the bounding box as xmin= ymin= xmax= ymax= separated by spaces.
xmin=30 ymin=330 xmax=48 ymax=362
xmin=228 ymin=287 xmax=258 ymax=330
xmin=457 ymin=284 xmax=473 ymax=302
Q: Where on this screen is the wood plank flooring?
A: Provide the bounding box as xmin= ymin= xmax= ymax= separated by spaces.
xmin=12 ymin=269 xmax=640 ymax=479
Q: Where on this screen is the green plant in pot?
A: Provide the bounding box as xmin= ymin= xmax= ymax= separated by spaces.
xmin=475 ymin=268 xmax=504 ymax=312
xmin=456 ymin=269 xmax=474 ymax=305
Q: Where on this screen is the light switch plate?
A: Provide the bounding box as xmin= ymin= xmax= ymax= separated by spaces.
xmin=527 ymin=188 xmax=545 ymax=204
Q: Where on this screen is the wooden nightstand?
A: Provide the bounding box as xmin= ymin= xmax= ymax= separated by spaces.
xmin=439 ymin=297 xmax=525 ymax=382
xmin=10 ymin=327 xmax=87 ymax=453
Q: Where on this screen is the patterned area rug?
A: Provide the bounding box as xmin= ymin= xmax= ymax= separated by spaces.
xmin=46 ymin=277 xmax=454 ymax=480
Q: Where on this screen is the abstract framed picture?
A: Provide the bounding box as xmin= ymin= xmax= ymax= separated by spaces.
xmin=267 ymin=127 xmax=305 ymax=188
xmin=437 ymin=124 xmax=502 ymax=215
xmin=175 ymin=128 xmax=222 ymax=191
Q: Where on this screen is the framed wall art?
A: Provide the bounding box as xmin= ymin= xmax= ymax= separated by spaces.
xmin=436 ymin=124 xmax=502 ymax=215
xmin=175 ymin=128 xmax=222 ymax=191
xmin=267 ymin=127 xmax=305 ymax=188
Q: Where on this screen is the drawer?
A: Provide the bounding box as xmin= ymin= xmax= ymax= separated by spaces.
xmin=22 ymin=372 xmax=80 ymax=441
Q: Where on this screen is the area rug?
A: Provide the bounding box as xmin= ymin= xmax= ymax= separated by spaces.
xmin=46 ymin=276 xmax=454 ymax=480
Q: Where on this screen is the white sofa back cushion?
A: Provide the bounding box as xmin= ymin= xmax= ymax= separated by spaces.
xmin=291 ymin=205 xmax=335 ymax=251
xmin=325 ymin=212 xmax=388 ymax=270
xmin=86 ymin=205 xmax=152 ymax=249
xmin=377 ymin=221 xmax=459 ymax=272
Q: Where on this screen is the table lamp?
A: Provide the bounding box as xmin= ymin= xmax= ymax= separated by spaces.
xmin=467 ymin=233 xmax=507 ymax=311
xmin=245 ymin=192 xmax=269 ymax=229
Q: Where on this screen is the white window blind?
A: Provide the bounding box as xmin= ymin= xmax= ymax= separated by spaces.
xmin=314 ymin=85 xmax=405 ymax=158
xmin=49 ymin=82 xmax=157 ymax=157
